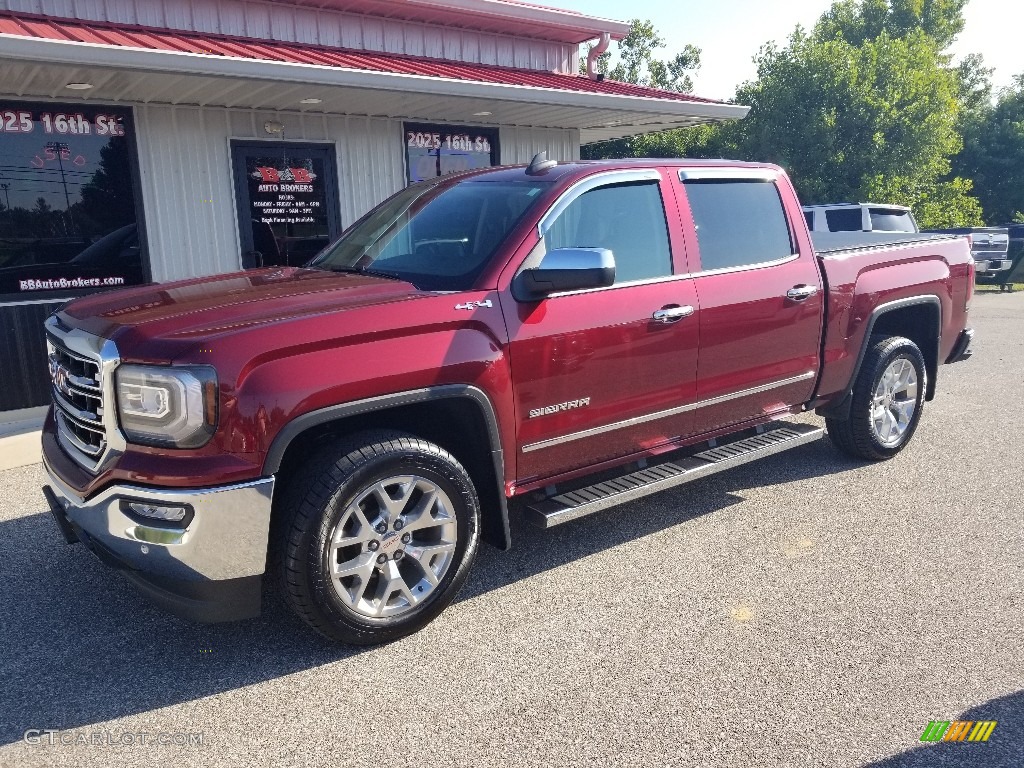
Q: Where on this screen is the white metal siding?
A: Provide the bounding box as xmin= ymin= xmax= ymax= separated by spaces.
xmin=134 ymin=105 xmax=241 ymax=282
xmin=499 ymin=126 xmax=580 ymax=165
xmin=133 ymin=105 xmax=578 ymax=283
xmin=7 ymin=0 xmax=580 ymax=73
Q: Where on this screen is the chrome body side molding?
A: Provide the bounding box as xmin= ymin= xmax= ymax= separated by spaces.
xmin=522 ymin=371 xmax=815 ymax=453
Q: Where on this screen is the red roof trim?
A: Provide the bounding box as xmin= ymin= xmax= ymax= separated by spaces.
xmin=0 ymin=11 xmax=723 ymax=106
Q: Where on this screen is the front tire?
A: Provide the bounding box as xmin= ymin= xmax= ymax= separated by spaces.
xmin=277 ymin=431 xmax=480 ymax=645
xmin=826 ymin=335 xmax=926 ymax=461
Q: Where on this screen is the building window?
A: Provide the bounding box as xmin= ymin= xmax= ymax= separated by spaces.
xmin=0 ymin=102 xmax=145 ymax=299
xmin=404 ymin=122 xmax=499 ymax=184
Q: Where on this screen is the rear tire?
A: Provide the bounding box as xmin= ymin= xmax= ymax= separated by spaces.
xmin=826 ymin=335 xmax=926 ymax=461
xmin=276 ymin=430 xmax=480 ymax=645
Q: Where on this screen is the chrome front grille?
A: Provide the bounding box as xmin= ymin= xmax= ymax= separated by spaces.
xmin=48 ymin=335 xmax=105 ymax=457
xmin=972 ymin=243 xmax=1006 ymax=254
xmin=44 ymin=315 xmax=123 ymax=473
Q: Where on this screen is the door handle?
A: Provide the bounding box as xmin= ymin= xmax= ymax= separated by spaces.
xmin=786 ymin=285 xmax=818 ymax=301
xmin=652 ymin=305 xmax=694 ymax=323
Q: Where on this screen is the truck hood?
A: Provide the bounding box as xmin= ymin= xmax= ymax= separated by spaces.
xmin=59 ymin=267 xmax=425 ymax=360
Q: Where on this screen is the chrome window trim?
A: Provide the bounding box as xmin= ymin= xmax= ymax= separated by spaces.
xmin=547 ymin=271 xmax=695 ymax=298
xmin=691 ymin=253 xmax=801 ymax=279
xmin=537 ymin=169 xmax=663 ymax=239
xmin=678 ymin=168 xmax=781 ymax=182
xmin=521 ymin=371 xmax=815 ymax=453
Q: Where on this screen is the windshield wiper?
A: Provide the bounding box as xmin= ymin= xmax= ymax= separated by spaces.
xmin=326 ymin=265 xmax=405 ymax=282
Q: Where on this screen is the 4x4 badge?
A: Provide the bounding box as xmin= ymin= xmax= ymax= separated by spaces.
xmin=455 ymin=300 xmax=493 ymax=310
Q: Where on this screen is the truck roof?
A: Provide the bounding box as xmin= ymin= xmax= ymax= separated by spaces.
xmin=459 ymin=158 xmax=785 ymax=184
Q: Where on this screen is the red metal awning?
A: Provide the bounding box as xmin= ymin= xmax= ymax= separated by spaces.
xmin=0 ymin=12 xmax=723 ymax=107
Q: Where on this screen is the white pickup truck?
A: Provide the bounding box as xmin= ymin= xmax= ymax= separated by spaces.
xmin=801 ymin=203 xmax=919 ymax=234
xmin=803 ymin=203 xmax=1012 ymax=285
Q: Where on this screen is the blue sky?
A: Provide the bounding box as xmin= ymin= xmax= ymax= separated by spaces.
xmin=552 ymin=0 xmax=1020 ymax=100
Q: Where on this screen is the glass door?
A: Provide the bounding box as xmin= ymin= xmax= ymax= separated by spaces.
xmin=231 ymin=141 xmax=341 ymax=269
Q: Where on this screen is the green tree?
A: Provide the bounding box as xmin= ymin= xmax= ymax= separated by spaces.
xmin=953 ymin=75 xmax=1024 ymax=223
xmin=726 ymin=27 xmax=982 ymax=228
xmin=581 ymin=19 xmax=701 ymax=93
xmin=580 ymin=20 xmax=702 ymax=160
xmin=815 ymin=0 xmax=967 ymax=48
xmin=954 ymin=53 xmax=994 ymax=114
xmin=587 ymin=0 xmax=984 ymax=228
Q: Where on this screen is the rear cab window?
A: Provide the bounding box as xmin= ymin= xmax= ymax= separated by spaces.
xmin=679 ymin=173 xmax=795 ymax=272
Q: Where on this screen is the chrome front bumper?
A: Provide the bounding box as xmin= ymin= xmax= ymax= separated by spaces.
xmin=43 ymin=459 xmax=274 ymax=622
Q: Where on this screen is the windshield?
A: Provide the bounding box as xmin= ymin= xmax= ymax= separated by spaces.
xmin=308 ymin=179 xmax=548 ymax=290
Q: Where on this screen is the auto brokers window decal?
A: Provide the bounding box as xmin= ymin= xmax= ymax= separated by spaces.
xmin=0 ymin=102 xmax=143 ymax=297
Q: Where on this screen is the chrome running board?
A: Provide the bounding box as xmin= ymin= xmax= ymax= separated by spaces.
xmin=524 ymin=422 xmax=825 ymax=529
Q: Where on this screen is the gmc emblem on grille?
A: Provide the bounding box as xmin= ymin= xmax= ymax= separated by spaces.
xmin=49 ymin=356 xmax=73 ymax=398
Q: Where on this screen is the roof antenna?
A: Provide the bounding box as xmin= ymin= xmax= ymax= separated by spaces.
xmin=526 ymin=151 xmax=558 ymax=176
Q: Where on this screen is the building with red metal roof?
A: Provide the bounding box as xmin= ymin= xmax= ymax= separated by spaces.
xmin=0 ymin=0 xmax=748 ymax=413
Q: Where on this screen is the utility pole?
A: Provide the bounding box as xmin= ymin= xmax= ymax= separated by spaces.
xmin=0 ymin=182 xmax=10 ymax=212
xmin=45 ymin=141 xmax=73 ymax=233
xmin=45 ymin=142 xmax=72 ymax=211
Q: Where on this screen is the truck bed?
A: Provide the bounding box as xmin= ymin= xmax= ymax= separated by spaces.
xmin=812 ymin=231 xmax=973 ymax=412
xmin=811 ymin=231 xmax=960 ymax=255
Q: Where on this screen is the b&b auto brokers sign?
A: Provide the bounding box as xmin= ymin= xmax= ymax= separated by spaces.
xmin=249 ymin=165 xmax=322 ymax=225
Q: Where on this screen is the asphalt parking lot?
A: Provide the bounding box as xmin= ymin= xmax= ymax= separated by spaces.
xmin=0 ymin=291 xmax=1021 ymax=768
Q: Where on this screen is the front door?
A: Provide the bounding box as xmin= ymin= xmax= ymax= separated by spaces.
xmin=502 ymin=170 xmax=701 ymax=484
xmin=231 ymin=142 xmax=342 ymax=269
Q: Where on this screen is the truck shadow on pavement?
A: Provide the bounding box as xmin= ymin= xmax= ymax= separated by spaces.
xmin=0 ymin=439 xmax=862 ymax=745
xmin=461 ymin=436 xmax=863 ymax=602
xmin=862 ymin=689 xmax=1023 ymax=768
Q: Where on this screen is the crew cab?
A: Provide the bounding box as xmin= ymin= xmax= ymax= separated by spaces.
xmin=41 ymin=158 xmax=975 ymax=645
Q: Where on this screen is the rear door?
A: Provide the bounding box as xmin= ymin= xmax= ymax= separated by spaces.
xmin=675 ymin=168 xmax=824 ymax=435
xmin=501 ymin=169 xmax=701 ymax=484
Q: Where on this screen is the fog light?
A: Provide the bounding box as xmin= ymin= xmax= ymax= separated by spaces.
xmin=122 ymin=500 xmax=192 ymax=526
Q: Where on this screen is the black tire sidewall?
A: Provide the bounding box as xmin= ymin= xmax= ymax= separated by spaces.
xmin=306 ymin=443 xmax=480 ymax=643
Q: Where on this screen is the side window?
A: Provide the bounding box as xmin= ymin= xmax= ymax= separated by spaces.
xmin=545 ymin=181 xmax=672 ymax=284
xmin=683 ymin=180 xmax=794 ymax=271
xmin=803 ymin=211 xmax=814 ymax=230
xmin=825 ymin=207 xmax=863 ymax=232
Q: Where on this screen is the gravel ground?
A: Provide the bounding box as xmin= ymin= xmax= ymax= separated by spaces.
xmin=0 ymin=292 xmax=1021 ymax=768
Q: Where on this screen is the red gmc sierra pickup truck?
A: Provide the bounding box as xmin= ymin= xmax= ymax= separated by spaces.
xmin=41 ymin=157 xmax=975 ymax=645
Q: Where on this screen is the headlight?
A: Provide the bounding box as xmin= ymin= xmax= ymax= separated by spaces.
xmin=115 ymin=365 xmax=218 ymax=448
